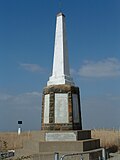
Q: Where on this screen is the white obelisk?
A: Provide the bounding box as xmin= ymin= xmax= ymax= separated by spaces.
xmin=47 ymin=13 xmax=74 ymax=86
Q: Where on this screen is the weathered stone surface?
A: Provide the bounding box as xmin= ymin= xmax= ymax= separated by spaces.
xmin=45 ymin=130 xmax=91 ymax=141
xmin=43 ymin=85 xmax=79 ymax=94
xmin=43 ymin=94 xmax=50 ymax=123
xmin=55 ymin=93 xmax=68 ymax=123
xmin=72 ymin=94 xmax=80 ymax=123
xmin=41 ymin=84 xmax=82 ymax=131
xmin=39 ymin=139 xmax=100 ymax=152
xmin=46 ymin=132 xmax=76 ymax=141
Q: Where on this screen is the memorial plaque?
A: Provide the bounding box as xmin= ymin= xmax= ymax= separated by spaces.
xmin=44 ymin=94 xmax=50 ymax=123
xmin=55 ymin=93 xmax=68 ymax=123
xmin=72 ymin=94 xmax=80 ymax=123
xmin=46 ymin=132 xmax=76 ymax=141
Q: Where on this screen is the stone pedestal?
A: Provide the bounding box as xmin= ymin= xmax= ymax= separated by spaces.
xmin=41 ymin=84 xmax=82 ymax=130
xmin=15 ymin=130 xmax=102 ymax=160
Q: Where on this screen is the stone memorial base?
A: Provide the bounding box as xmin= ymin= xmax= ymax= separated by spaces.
xmin=15 ymin=130 xmax=102 ymax=160
xmin=41 ymin=84 xmax=82 ymax=130
xmin=41 ymin=130 xmax=102 ymax=159
xmin=39 ymin=139 xmax=101 ymax=153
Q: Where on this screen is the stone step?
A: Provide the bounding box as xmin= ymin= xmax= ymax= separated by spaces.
xmin=45 ymin=130 xmax=91 ymax=141
xmin=15 ymin=151 xmax=89 ymax=160
xmin=15 ymin=139 xmax=101 ymax=160
xmin=15 ymin=150 xmax=101 ymax=160
xmin=32 ymin=152 xmax=89 ymax=160
xmin=31 ymin=149 xmax=102 ymax=160
xmin=39 ymin=139 xmax=100 ymax=153
xmin=77 ymin=130 xmax=91 ymax=140
xmin=22 ymin=138 xmax=100 ymax=153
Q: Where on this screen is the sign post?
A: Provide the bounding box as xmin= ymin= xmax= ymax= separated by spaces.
xmin=18 ymin=121 xmax=22 ymax=135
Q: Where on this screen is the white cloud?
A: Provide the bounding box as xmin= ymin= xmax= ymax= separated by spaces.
xmin=20 ymin=63 xmax=44 ymax=73
xmin=0 ymin=91 xmax=42 ymax=109
xmin=25 ymin=92 xmax=42 ymax=96
xmin=0 ymin=93 xmax=14 ymax=101
xmin=79 ymin=58 xmax=120 ymax=78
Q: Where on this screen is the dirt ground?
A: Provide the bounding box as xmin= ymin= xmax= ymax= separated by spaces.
xmin=109 ymin=152 xmax=120 ymax=160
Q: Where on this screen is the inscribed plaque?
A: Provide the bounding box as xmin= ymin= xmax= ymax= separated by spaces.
xmin=72 ymin=94 xmax=80 ymax=123
xmin=44 ymin=94 xmax=50 ymax=123
xmin=55 ymin=93 xmax=68 ymax=123
xmin=46 ymin=132 xmax=76 ymax=141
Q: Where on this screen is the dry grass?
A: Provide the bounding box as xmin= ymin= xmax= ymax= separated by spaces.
xmin=91 ymin=129 xmax=120 ymax=152
xmin=0 ymin=129 xmax=120 ymax=152
xmin=0 ymin=131 xmax=32 ymax=150
xmin=0 ymin=130 xmax=45 ymax=151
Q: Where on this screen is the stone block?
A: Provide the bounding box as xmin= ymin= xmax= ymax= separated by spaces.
xmin=45 ymin=130 xmax=91 ymax=141
xmin=38 ymin=139 xmax=100 ymax=153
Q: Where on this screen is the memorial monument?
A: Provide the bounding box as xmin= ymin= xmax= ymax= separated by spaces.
xmin=41 ymin=12 xmax=82 ymax=131
xmin=15 ymin=12 xmax=103 ymax=160
xmin=39 ymin=12 xmax=102 ymax=159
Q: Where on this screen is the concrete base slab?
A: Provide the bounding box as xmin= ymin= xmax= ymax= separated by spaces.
xmin=45 ymin=130 xmax=91 ymax=141
xmin=39 ymin=139 xmax=100 ymax=152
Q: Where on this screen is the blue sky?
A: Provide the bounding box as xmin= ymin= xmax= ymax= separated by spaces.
xmin=0 ymin=0 xmax=120 ymax=131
